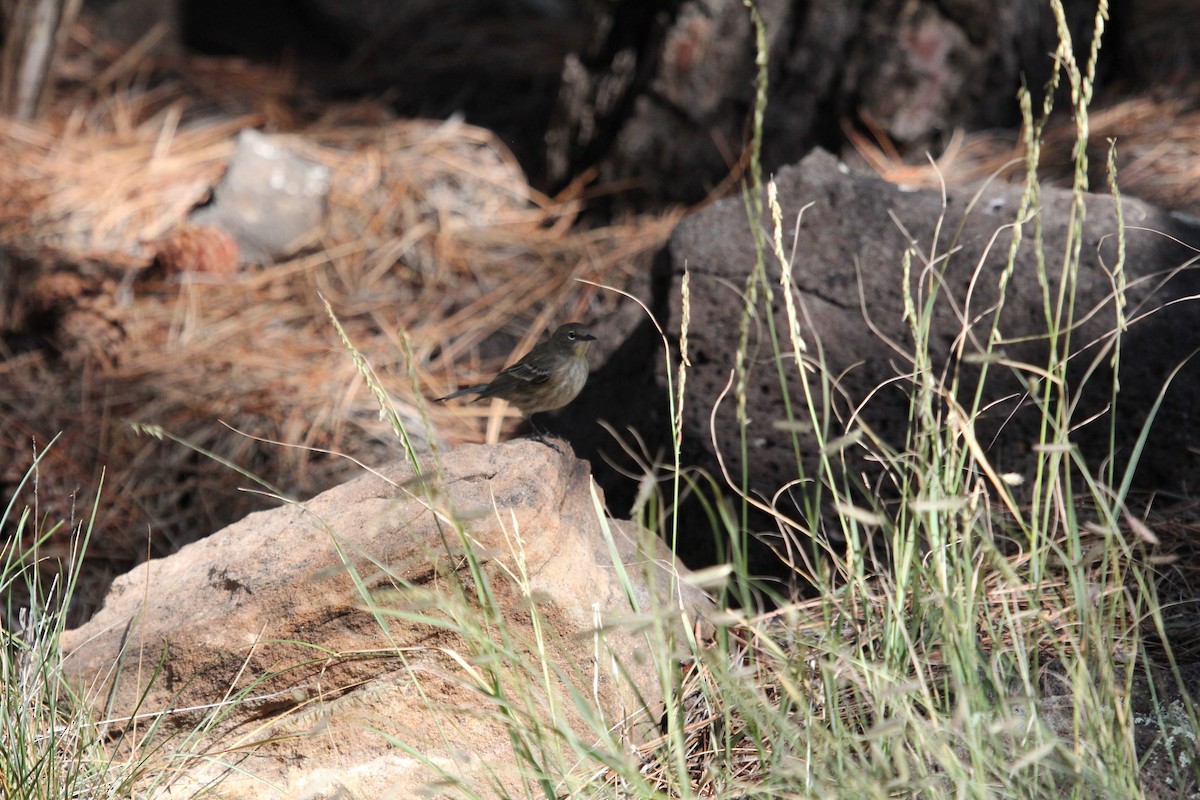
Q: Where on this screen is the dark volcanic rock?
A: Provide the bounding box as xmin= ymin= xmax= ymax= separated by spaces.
xmin=560 ymin=149 xmax=1200 ymax=565
xmin=547 ymin=0 xmax=1099 ymax=206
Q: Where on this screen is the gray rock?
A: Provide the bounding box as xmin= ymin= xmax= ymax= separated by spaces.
xmin=190 ymin=129 xmax=329 ymax=263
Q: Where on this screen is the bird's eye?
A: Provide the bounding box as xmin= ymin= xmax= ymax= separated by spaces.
xmin=567 ymin=331 xmax=576 ymax=340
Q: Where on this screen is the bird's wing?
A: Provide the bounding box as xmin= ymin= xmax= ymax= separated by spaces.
xmin=499 ymin=359 xmax=551 ymax=384
xmin=436 ymin=384 xmax=488 ymax=402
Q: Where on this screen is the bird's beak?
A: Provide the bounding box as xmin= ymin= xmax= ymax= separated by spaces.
xmin=582 ymin=333 xmax=597 ymax=341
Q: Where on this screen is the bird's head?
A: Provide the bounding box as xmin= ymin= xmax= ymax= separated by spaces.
xmin=554 ymin=322 xmax=597 ymax=356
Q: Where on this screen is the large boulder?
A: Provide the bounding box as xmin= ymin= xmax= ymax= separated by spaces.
xmin=61 ymin=440 xmax=709 ymax=798
xmin=559 ymin=149 xmax=1200 ymax=561
xmin=547 ymin=0 xmax=1100 ymax=205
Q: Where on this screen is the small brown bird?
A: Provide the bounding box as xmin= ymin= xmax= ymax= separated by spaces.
xmin=437 ymin=322 xmax=597 ymax=418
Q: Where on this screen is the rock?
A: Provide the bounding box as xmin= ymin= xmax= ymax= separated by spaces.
xmin=61 ymin=440 xmax=709 ymax=798
xmin=190 ymin=129 xmax=329 ymax=264
xmin=547 ymin=0 xmax=1096 ymax=206
xmin=87 ymin=0 xmax=182 ymax=51
xmin=1040 ymin=662 xmax=1200 ymax=800
xmin=558 ymin=149 xmax=1200 ymax=558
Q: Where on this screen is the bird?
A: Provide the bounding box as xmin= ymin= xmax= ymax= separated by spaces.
xmin=436 ymin=322 xmax=597 ymax=422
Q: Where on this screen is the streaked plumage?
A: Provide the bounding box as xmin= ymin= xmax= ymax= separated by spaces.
xmin=437 ymin=322 xmax=596 ymax=416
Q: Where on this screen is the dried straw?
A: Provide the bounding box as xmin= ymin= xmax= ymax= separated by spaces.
xmin=0 ymin=28 xmax=675 ymax=618
xmin=848 ymin=93 xmax=1200 ymax=217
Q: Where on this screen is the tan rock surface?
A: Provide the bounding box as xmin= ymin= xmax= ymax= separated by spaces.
xmin=61 ymin=440 xmax=709 ymax=798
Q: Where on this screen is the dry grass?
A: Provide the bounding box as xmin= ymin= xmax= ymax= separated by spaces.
xmin=2 ymin=15 xmax=1196 ymax=643
xmin=848 ymin=91 xmax=1200 ymax=218
xmin=0 ymin=25 xmax=678 ymax=619
xmin=2 ymin=10 xmax=1197 ymax=798
xmin=594 ymin=502 xmax=1200 ymax=797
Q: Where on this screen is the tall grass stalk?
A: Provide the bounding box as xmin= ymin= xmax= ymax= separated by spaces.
xmin=649 ymin=0 xmax=1195 ymax=797
xmin=7 ymin=0 xmax=1196 ymax=796
xmin=1 ymin=454 xmax=134 ymax=799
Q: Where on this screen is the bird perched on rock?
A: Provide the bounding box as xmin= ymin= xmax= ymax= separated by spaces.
xmin=437 ymin=322 xmax=597 ymax=420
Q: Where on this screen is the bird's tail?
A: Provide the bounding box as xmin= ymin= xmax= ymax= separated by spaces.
xmin=436 ymin=385 xmax=488 ymax=403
